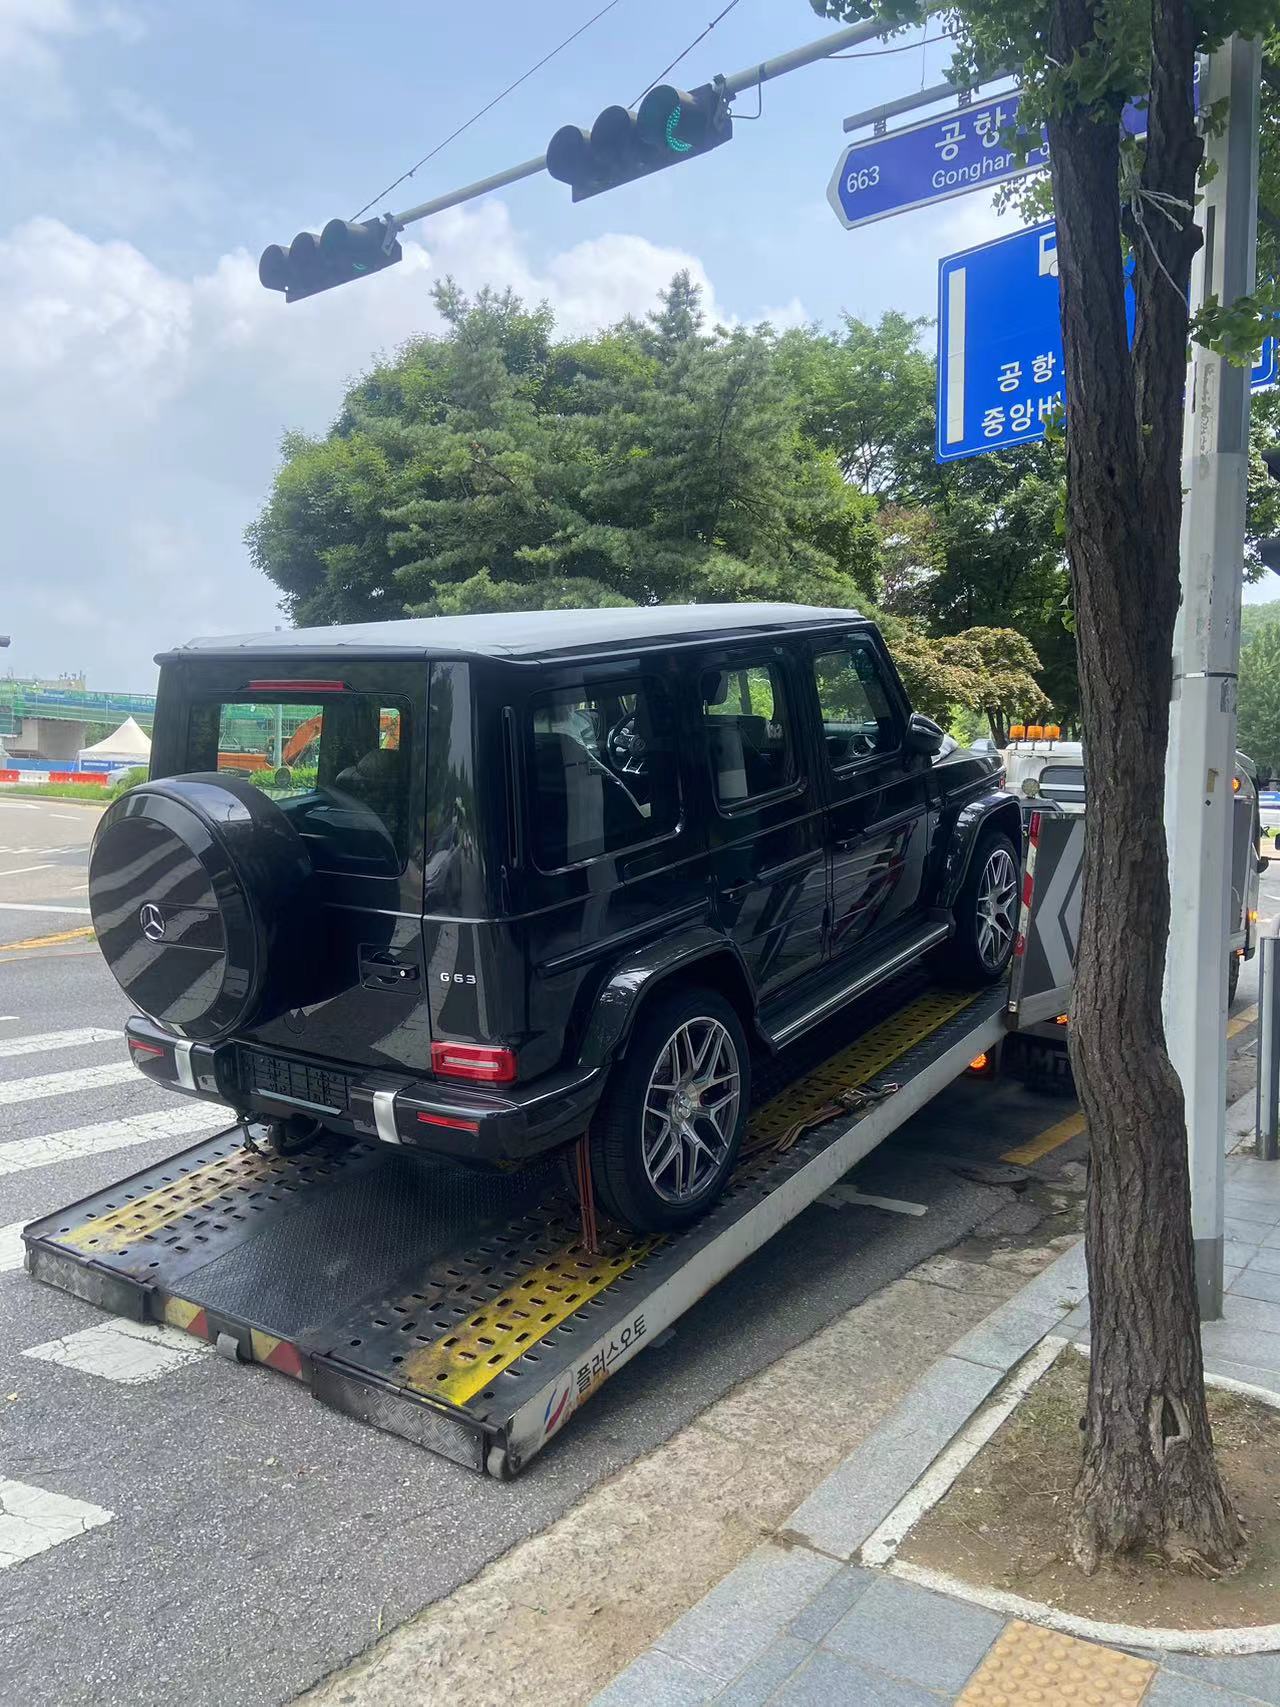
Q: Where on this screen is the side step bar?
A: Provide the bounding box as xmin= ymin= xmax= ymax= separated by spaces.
xmin=765 ymin=922 xmax=952 ymax=1047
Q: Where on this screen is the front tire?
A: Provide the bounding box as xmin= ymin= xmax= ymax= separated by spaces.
xmin=938 ymin=831 xmax=1020 ymax=985
xmin=589 ymin=988 xmax=750 ymax=1234
xmin=1228 ymin=951 xmax=1241 ymax=1008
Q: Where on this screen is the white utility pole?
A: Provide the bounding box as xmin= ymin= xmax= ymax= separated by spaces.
xmin=1164 ymin=33 xmax=1262 ymax=1321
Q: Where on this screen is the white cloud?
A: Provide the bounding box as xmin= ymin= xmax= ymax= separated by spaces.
xmin=0 ymin=205 xmax=739 ymax=687
xmin=0 ymin=0 xmax=79 ymax=112
xmin=106 ymin=88 xmax=192 ymax=152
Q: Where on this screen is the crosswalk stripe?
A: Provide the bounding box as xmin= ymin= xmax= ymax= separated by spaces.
xmin=0 ymin=864 xmax=55 ymax=878
xmin=0 ymin=1103 xmax=228 ymax=1180
xmin=1 ymin=1028 xmax=118 ymax=1060
xmin=23 ymin=1320 xmax=209 ymax=1384
xmin=0 ymin=1220 xmax=25 ymax=1273
xmin=0 ymin=901 xmax=92 ymax=916
xmin=0 ymin=1062 xmax=137 ymax=1105
xmin=0 ymin=1478 xmax=113 ymax=1569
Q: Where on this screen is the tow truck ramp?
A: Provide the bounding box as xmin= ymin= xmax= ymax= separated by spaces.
xmin=22 ymin=977 xmax=1017 ymax=1477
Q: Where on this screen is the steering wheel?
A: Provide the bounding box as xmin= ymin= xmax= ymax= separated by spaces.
xmin=607 ymin=712 xmax=648 ymax=776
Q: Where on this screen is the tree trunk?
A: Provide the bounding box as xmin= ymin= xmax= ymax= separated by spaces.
xmin=1048 ymin=0 xmax=1243 ymax=1573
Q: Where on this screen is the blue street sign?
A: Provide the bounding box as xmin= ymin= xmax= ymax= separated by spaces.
xmin=937 ymin=221 xmax=1275 ymax=463
xmin=936 ymin=222 xmax=1063 ymax=461
xmin=1255 ymin=337 xmax=1279 ymax=390
xmin=828 ymin=94 xmax=1047 ymax=231
xmin=830 ymin=65 xmax=1200 ymax=233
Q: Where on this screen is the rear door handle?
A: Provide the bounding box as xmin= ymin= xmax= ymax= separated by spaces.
xmin=360 ymin=950 xmax=420 ymax=990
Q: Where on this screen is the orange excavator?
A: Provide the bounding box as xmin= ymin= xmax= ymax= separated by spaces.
xmin=218 ymin=709 xmax=400 ymax=774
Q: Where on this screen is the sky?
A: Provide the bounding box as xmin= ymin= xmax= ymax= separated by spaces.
xmin=0 ymin=0 xmax=1239 ymax=692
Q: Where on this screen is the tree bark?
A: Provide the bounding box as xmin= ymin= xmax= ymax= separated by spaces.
xmin=1048 ymin=0 xmax=1244 ymax=1573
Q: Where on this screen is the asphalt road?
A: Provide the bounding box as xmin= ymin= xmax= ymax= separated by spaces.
xmin=0 ymin=794 xmax=1264 ymax=1707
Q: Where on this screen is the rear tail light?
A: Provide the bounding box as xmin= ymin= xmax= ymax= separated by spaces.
xmin=129 ymin=1039 xmax=166 ymax=1060
xmin=247 ymin=679 xmax=346 ymax=693
xmin=430 ymin=1042 xmax=517 ymax=1084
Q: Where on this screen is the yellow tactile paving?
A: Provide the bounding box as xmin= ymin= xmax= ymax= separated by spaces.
xmin=956 ymin=1619 xmax=1155 ymax=1706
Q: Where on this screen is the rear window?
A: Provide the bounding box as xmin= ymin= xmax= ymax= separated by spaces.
xmin=187 ymin=694 xmax=410 ymax=873
xmin=1039 ymin=764 xmax=1085 ymax=804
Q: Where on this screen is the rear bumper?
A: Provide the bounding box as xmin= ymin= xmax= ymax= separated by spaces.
xmin=124 ymin=1018 xmax=604 ymax=1167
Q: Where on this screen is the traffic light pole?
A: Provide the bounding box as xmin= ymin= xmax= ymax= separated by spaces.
xmin=391 ymin=17 xmax=888 ymax=231
xmin=1163 ymin=32 xmax=1262 ymax=1321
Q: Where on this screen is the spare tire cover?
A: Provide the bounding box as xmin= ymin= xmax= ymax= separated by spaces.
xmin=89 ymin=773 xmax=313 ymax=1042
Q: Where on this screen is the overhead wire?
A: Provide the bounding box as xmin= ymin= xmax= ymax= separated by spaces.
xmin=351 ymin=0 xmax=628 ymax=221
xmin=631 ymin=0 xmax=743 ymax=108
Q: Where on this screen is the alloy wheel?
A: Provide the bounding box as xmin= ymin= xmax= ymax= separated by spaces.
xmin=642 ymin=1017 xmax=742 ymax=1204
xmin=976 ymin=845 xmax=1019 ymax=970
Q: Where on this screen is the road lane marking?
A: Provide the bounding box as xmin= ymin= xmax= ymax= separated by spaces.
xmin=0 ymin=926 xmax=95 ymax=951
xmin=0 ymin=864 xmax=54 ymax=879
xmin=0 ymin=1478 xmax=113 ymax=1569
xmin=23 ymin=1319 xmax=209 ymax=1384
xmin=0 ymin=1103 xmax=229 ymax=1180
xmin=1002 ymin=1112 xmax=1086 ymax=1166
xmin=0 ymin=801 xmax=40 ymax=810
xmin=819 ymin=1186 xmax=928 ymax=1214
xmin=50 ymin=814 xmax=81 ymax=821
xmin=2 ymin=1028 xmax=118 ymax=1059
xmin=0 ymin=901 xmax=92 ymax=916
xmin=0 ymin=1063 xmax=137 ymax=1105
xmin=0 ymin=1220 xmax=25 ymax=1272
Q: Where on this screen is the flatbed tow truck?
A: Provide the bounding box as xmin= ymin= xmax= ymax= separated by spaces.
xmin=22 ymin=970 xmax=1065 ymax=1480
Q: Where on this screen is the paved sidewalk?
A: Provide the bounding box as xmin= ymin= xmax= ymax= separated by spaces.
xmin=592 ymin=1149 xmax=1280 ymax=1707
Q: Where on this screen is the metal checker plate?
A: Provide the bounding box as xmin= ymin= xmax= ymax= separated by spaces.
xmin=463 ymin=982 xmax=1006 ymax=1424
xmin=23 ymin=1128 xmax=375 ymax=1286
xmin=318 ymin=978 xmax=1003 ymax=1429
xmin=178 ymin=1152 xmax=559 ymax=1340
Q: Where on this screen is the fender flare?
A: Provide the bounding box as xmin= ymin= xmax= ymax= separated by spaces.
xmin=576 ymin=926 xmax=758 ymax=1071
xmin=940 ymin=791 xmax=1023 ymax=908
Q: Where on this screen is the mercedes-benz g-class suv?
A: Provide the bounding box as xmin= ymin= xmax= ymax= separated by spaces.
xmin=89 ymin=604 xmax=1021 ymax=1232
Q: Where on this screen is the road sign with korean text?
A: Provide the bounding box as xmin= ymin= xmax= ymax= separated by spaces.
xmin=828 ymin=95 xmax=1046 ymax=231
xmin=828 ymin=70 xmax=1198 ymax=233
xmin=937 ymin=221 xmax=1275 ymax=463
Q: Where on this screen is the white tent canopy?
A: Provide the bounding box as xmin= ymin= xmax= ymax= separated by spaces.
xmin=78 ymin=716 xmax=151 ymax=766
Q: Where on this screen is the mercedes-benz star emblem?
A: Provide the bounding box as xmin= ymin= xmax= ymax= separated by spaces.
xmin=139 ymin=902 xmax=166 ymax=942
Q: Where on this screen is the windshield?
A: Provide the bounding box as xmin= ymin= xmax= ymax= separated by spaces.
xmin=187 ymin=693 xmax=410 ymax=874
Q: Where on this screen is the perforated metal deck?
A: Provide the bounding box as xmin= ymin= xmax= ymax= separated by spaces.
xmin=23 ymin=976 xmax=1008 ymax=1476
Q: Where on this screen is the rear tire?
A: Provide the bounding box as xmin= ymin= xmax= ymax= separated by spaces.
xmin=1228 ymin=951 xmax=1242 ymax=1008
xmin=937 ymin=831 xmax=1020 ymax=985
xmin=589 ymin=987 xmax=750 ymax=1234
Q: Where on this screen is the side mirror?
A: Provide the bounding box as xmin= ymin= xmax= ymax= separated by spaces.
xmin=905 ymin=713 xmax=945 ymax=757
xmin=1260 ymin=856 xmax=1270 ymax=876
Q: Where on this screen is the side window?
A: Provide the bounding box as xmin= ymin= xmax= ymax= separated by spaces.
xmin=527 ymin=679 xmax=679 ymax=871
xmin=812 ymin=642 xmax=900 ymax=768
xmin=701 ymin=660 xmax=793 ymax=807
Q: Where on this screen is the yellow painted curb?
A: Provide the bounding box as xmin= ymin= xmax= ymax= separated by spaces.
xmin=0 ymin=924 xmax=96 ymax=953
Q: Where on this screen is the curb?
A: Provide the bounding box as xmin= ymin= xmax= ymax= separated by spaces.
xmin=592 ymin=1220 xmax=1280 ymax=1704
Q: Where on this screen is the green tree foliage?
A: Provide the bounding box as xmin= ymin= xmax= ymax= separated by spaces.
xmin=248 ymin=277 xmax=1046 ymax=734
xmin=1236 ymin=622 xmax=1280 ymax=774
xmin=249 ymin=274 xmax=881 ymax=627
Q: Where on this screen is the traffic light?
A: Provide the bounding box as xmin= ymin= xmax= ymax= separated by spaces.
xmin=258 ymin=216 xmax=402 ymax=303
xmin=1260 ymin=449 xmax=1280 ymax=573
xmin=547 ymin=82 xmax=732 ymax=202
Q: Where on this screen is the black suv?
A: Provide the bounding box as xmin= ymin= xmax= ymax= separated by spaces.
xmin=89 ymin=604 xmax=1020 ymax=1232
